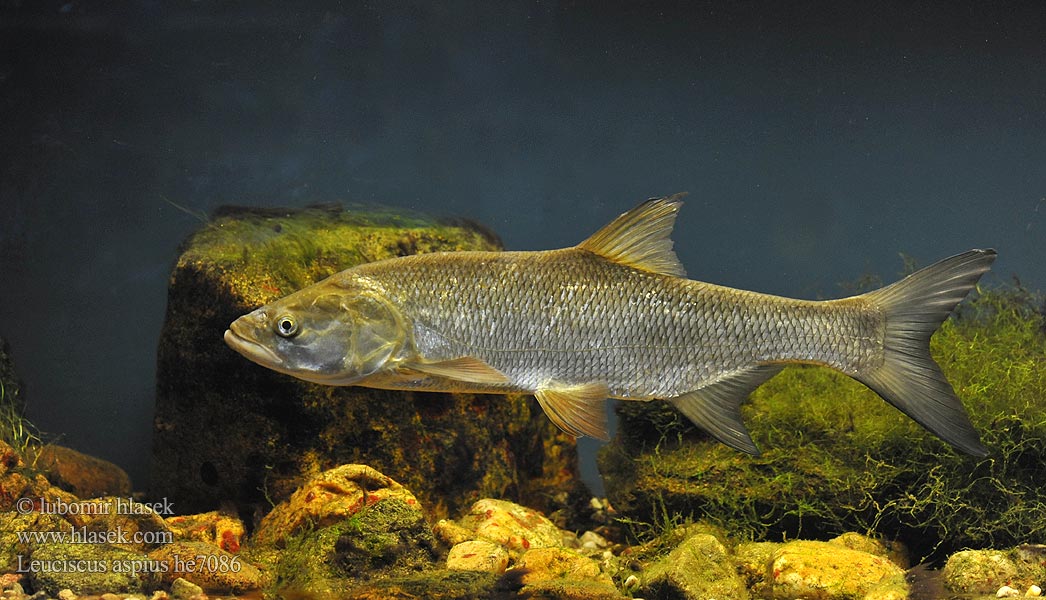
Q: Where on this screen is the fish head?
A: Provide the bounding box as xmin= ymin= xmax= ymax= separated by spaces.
xmin=224 ymin=277 xmax=407 ymax=385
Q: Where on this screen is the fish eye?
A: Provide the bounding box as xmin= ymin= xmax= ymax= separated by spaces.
xmin=274 ymin=315 xmax=299 ymax=338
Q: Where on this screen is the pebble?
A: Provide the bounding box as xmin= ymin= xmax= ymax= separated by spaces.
xmin=57 ymin=591 xmax=75 ymax=600
xmin=446 ymin=540 xmax=509 ymax=573
xmin=999 ymin=586 xmax=1020 ymax=598
xmin=170 ymin=577 xmax=204 ymax=600
xmin=1029 ymin=585 xmax=1043 ymax=597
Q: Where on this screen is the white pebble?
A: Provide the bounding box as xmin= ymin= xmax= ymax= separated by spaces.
xmin=623 ymin=574 xmax=640 ymax=591
xmin=998 ymin=585 xmax=1019 ymax=598
xmin=1027 ymin=585 xmax=1042 ymax=597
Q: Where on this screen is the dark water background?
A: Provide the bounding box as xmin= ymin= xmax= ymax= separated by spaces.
xmin=1 ymin=1 xmax=1044 ymax=495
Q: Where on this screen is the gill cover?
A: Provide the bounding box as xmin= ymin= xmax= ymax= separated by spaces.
xmin=340 ymin=288 xmax=407 ymax=382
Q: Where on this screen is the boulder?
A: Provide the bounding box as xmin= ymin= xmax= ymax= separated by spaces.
xmin=150 ymin=203 xmax=582 ymax=520
xmin=25 ymin=445 xmax=132 ymax=499
xmin=767 ymin=540 xmax=906 ymax=600
xmin=640 ymin=533 xmax=749 ymax=600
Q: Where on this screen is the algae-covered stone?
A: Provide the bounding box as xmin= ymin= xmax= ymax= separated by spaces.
xmin=266 ymin=496 xmax=439 ymax=595
xmin=27 ymin=542 xmax=159 ymax=595
xmin=829 ymin=532 xmax=909 ymax=570
xmin=164 ymin=510 xmax=245 ymax=553
xmin=149 ymin=540 xmax=261 ymax=592
xmin=151 ymin=203 xmax=581 ymax=520
xmin=768 ymin=540 xmax=906 ymax=600
xmin=599 ymin=287 xmax=1046 ymax=562
xmin=641 ymin=533 xmax=748 ymax=600
xmin=515 ymin=547 xmax=622 ymax=599
xmin=449 ymin=498 xmax=564 ymax=555
xmin=0 ymin=511 xmax=72 ymax=572
xmin=74 ymin=496 xmax=173 ymax=552
xmin=446 ymin=540 xmax=509 ymax=573
xmin=942 ymin=549 xmax=1019 ymax=594
xmin=333 ymin=570 xmax=512 ymax=600
xmin=735 ymin=541 xmax=781 ymax=597
xmin=253 ymin=464 xmax=418 ymax=546
xmin=25 ymin=445 xmax=132 ymax=499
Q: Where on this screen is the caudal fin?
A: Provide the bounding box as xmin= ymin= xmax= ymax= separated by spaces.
xmin=857 ymin=249 xmax=996 ymax=456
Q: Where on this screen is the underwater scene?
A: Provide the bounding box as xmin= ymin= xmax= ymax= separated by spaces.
xmin=2 ymin=2 xmax=1045 ymax=599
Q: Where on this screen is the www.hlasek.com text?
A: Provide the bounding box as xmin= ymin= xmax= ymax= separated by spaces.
xmin=17 ymin=526 xmax=173 ymax=546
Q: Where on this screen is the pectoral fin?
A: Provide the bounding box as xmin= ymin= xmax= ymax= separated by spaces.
xmin=668 ymin=364 xmax=782 ymax=455
xmin=403 ymin=356 xmax=510 ymax=385
xmin=534 ymin=382 xmax=610 ymax=441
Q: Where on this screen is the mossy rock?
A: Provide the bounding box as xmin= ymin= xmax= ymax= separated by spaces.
xmin=27 ymin=541 xmax=160 ymax=595
xmin=266 ymin=497 xmax=439 ymax=595
xmin=151 ymin=204 xmax=582 ymax=520
xmin=599 ymin=287 xmax=1046 ymax=563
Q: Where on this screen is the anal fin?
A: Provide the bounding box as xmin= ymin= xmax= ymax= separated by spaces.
xmin=403 ymin=356 xmax=510 ymax=385
xmin=534 ymin=382 xmax=610 ymax=441
xmin=668 ymin=364 xmax=782 ymax=455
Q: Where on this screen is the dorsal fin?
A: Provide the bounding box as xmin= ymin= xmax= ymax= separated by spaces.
xmin=577 ymin=194 xmax=687 ymax=277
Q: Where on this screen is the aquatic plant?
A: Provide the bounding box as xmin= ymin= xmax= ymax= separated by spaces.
xmin=600 ymin=284 xmax=1046 ymax=563
xmin=0 ymin=379 xmax=41 ymax=465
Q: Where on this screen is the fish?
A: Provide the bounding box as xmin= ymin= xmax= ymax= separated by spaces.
xmin=224 ymin=195 xmax=996 ymax=456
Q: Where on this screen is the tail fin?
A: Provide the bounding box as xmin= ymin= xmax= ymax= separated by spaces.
xmin=857 ymin=249 xmax=996 ymax=456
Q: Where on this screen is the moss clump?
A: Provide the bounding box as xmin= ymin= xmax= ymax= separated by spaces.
xmin=265 ymin=498 xmax=439 ymax=597
xmin=180 ymin=203 xmax=501 ymax=308
xmin=599 ymin=286 xmax=1046 ymax=563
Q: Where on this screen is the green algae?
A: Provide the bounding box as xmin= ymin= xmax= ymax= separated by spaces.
xmin=179 ymin=203 xmax=500 ymax=307
xmin=600 ymin=285 xmax=1046 ymax=563
xmin=262 ymin=498 xmax=440 ymax=597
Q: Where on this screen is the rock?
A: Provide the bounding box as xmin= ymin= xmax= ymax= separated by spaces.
xmin=24 ymin=445 xmax=132 ymax=498
xmin=253 ymin=464 xmax=420 ymax=546
xmin=640 ymin=533 xmax=749 ymax=600
xmin=150 ymin=203 xmax=582 ymax=521
xmin=943 ymin=549 xmax=1020 ymax=595
xmin=735 ymin=541 xmax=781 ymax=596
xmin=0 ymin=511 xmax=71 ymax=572
xmin=164 ymin=511 xmax=246 ymax=553
xmin=515 ymin=547 xmax=622 ymax=599
xmin=27 ymin=542 xmax=159 ymax=596
xmin=446 ymin=540 xmax=509 ymax=573
xmin=333 ymin=570 xmax=513 ymax=599
xmin=74 ymin=497 xmax=173 ymax=552
xmin=828 ymin=532 xmax=909 ymax=569
xmin=260 ymin=496 xmax=439 ymax=595
xmin=169 ymin=577 xmax=203 ymax=600
xmin=768 ymin=540 xmax=907 ymax=600
xmin=516 ymin=547 xmax=614 ymax=586
xmin=444 ymin=498 xmax=563 ymax=556
xmin=148 ymin=540 xmax=261 ymax=592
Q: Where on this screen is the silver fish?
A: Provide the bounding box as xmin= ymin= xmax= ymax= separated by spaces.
xmin=225 ymin=196 xmax=995 ymax=455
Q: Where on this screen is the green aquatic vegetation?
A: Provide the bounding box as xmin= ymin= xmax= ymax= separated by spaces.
xmin=601 ymin=285 xmax=1046 ymax=563
xmin=179 ymin=203 xmax=500 ymax=307
xmin=0 ymin=380 xmax=41 ymax=465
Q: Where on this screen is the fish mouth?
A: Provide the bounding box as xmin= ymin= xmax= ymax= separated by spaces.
xmin=224 ymin=328 xmax=284 ymax=367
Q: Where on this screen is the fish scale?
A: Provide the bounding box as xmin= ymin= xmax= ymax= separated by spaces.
xmin=353 ymin=248 xmax=878 ymax=399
